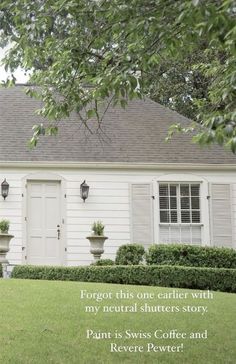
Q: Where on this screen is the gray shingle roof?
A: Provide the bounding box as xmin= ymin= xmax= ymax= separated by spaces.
xmin=0 ymin=85 xmax=235 ymax=164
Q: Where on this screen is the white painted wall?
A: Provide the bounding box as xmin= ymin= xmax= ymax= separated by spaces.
xmin=0 ymin=165 xmax=236 ymax=266
xmin=231 ymin=184 xmax=236 ymax=249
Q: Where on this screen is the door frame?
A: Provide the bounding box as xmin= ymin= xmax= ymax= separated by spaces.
xmin=22 ymin=172 xmax=67 ymax=265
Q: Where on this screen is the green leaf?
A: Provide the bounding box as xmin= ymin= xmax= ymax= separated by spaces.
xmin=87 ymin=109 xmax=96 ymax=118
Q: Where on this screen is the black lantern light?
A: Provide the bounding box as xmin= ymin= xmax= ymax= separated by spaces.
xmin=80 ymin=180 xmax=89 ymax=202
xmin=1 ymin=179 xmax=9 ymax=200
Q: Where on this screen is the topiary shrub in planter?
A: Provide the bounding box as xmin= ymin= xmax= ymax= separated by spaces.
xmin=115 ymin=244 xmax=145 ymax=265
xmin=0 ymin=219 xmax=14 ymax=265
xmin=87 ymin=221 xmax=108 ymax=261
xmin=0 ymin=220 xmax=10 ymax=234
xmin=0 ymin=219 xmax=14 ymax=278
xmin=91 ymin=221 xmax=105 ymax=236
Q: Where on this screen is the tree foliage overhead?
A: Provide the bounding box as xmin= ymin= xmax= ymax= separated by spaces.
xmin=144 ymin=45 xmax=220 ymax=121
xmin=0 ymin=0 xmax=236 ymax=151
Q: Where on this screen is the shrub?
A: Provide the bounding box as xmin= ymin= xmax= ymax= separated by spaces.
xmin=92 ymin=221 xmax=105 ymax=236
xmin=0 ymin=219 xmax=10 ymax=233
xmin=115 ymin=244 xmax=145 ymax=265
xmin=91 ymin=259 xmax=115 ymax=266
xmin=12 ymin=264 xmax=236 ymax=293
xmin=145 ymin=244 xmax=236 ymax=269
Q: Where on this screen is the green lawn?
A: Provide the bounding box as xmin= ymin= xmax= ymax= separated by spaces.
xmin=0 ymin=279 xmax=235 ymax=364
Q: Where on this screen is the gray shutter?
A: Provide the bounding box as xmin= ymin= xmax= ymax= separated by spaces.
xmin=211 ymin=184 xmax=232 ymax=248
xmin=130 ymin=184 xmax=153 ymax=247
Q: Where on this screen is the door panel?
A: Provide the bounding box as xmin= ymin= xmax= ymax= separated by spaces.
xmin=27 ymin=181 xmax=62 ymax=265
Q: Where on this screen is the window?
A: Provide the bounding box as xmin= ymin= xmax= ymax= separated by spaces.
xmin=159 ymin=183 xmax=200 ymax=223
xmin=159 ymin=183 xmax=201 ymax=244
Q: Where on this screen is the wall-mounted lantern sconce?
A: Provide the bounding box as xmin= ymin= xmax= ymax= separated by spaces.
xmin=1 ymin=179 xmax=9 ymax=200
xmin=80 ymin=180 xmax=89 ymax=202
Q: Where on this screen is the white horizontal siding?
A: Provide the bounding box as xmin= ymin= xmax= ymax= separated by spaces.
xmin=7 ymin=245 xmax=23 ymax=253
xmin=4 ymin=217 xmax=22 ymax=226
xmin=67 ymin=188 xmax=129 ymax=197
xmin=68 ymin=202 xmax=129 ymax=209
xmin=0 ymin=174 xmax=23 ymax=265
xmin=67 ymin=210 xmax=129 ymax=219
xmin=67 ymin=181 xmax=128 ymax=189
xmin=1 ymin=167 xmax=236 ymax=267
xmin=59 ymin=173 xmax=130 ymax=264
xmin=67 ymin=195 xmax=128 ymax=204
xmin=231 ymin=184 xmax=236 ymax=248
xmin=0 ymin=201 xmax=22 ymax=209
xmin=0 ymin=209 xmax=22 ymax=217
xmin=67 ymin=225 xmax=129 ymax=233
xmin=68 ymin=219 xmax=129 ymax=228
xmin=66 ymin=238 xmax=128 ymax=246
xmin=67 ymin=231 xmax=129 ymax=240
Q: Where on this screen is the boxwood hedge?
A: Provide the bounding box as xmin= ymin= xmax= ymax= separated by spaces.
xmin=115 ymin=244 xmax=145 ymax=265
xmin=145 ymin=244 xmax=236 ymax=268
xmin=91 ymin=259 xmax=115 ymax=266
xmin=12 ymin=264 xmax=236 ymax=293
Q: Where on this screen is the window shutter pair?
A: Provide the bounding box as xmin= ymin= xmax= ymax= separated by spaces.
xmin=130 ymin=183 xmax=234 ymax=248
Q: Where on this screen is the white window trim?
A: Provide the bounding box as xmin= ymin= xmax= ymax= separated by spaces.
xmin=152 ymin=174 xmax=210 ymax=246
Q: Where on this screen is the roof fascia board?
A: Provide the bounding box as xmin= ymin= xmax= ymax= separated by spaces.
xmin=0 ymin=161 xmax=236 ymax=171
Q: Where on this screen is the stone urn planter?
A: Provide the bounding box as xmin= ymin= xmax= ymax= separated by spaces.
xmin=87 ymin=221 xmax=108 ymax=261
xmin=0 ymin=233 xmax=14 ymax=264
xmin=0 ymin=220 xmax=14 ymax=278
xmin=86 ymin=235 xmax=108 ymax=261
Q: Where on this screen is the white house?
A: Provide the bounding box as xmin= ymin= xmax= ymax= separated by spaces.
xmin=0 ymin=85 xmax=235 ymax=267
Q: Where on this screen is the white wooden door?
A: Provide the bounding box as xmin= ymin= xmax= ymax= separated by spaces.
xmin=27 ymin=181 xmax=62 ymax=265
